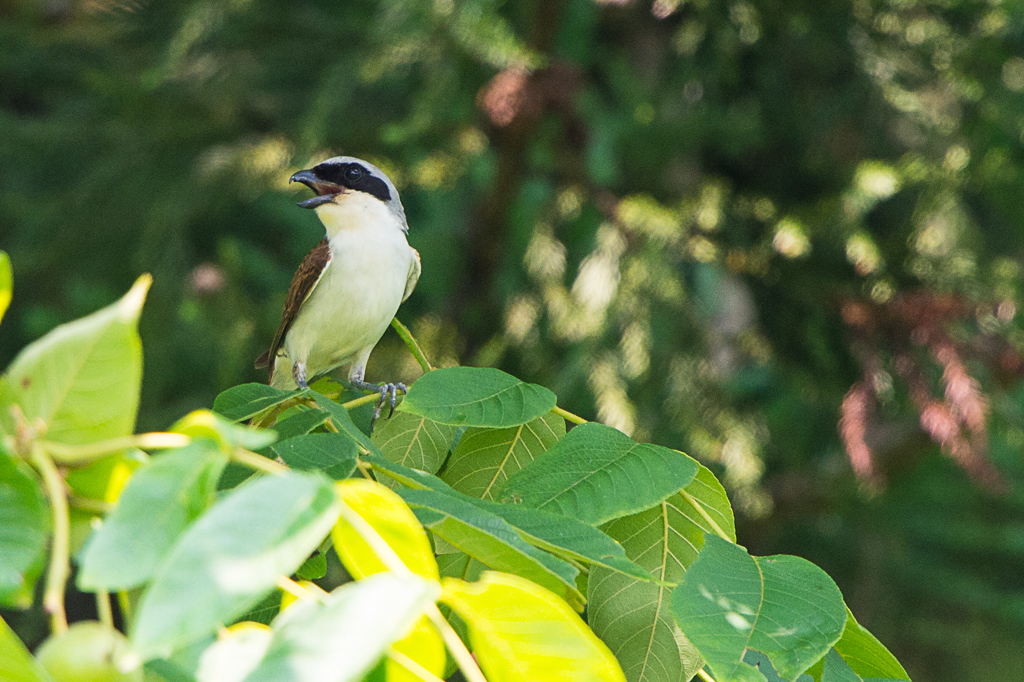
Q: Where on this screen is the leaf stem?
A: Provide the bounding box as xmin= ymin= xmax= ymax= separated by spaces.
xmin=96 ymin=590 xmax=113 ymax=629
xmin=30 ymin=445 xmax=70 ymax=634
xmin=336 ymin=502 xmax=486 ymax=682
xmin=231 ymin=447 xmax=289 ymax=476
xmin=697 ymin=669 xmax=717 ymax=682
xmin=681 ymin=490 xmax=732 ymax=542
xmin=276 ymin=576 xmax=319 ymax=602
xmin=391 ymin=318 xmax=433 ymax=373
xmin=43 ymin=432 xmax=191 ymax=466
xmin=388 ymin=648 xmax=446 ymax=682
xmin=343 ymin=393 xmax=383 ymax=410
xmin=551 ymin=405 xmax=587 ymax=425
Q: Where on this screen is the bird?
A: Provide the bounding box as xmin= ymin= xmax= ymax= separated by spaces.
xmin=256 ymin=156 xmax=421 ymax=422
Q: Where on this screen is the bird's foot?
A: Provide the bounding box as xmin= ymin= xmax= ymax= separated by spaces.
xmin=352 ymin=379 xmax=408 ymax=431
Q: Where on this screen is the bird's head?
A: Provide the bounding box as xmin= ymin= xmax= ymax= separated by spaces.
xmin=290 ymin=156 xmax=407 ymax=230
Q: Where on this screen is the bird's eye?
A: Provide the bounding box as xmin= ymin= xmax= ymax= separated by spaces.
xmin=345 ymin=166 xmax=363 ymax=182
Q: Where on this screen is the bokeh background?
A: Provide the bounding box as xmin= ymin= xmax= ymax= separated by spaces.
xmin=3 ymin=0 xmax=1024 ymax=679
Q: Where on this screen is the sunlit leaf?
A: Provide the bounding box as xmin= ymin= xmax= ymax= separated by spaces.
xmin=78 ymin=442 xmax=228 ymax=591
xmin=196 ymin=623 xmax=272 ymax=682
xmin=131 ymin=472 xmax=340 ymax=659
xmin=400 ymin=367 xmax=557 ymax=427
xmin=0 ymin=251 xmax=11 ymax=326
xmin=0 ymin=274 xmax=149 ymax=444
xmin=670 ymin=535 xmax=846 ymax=682
xmin=443 ymin=412 xmax=564 ymax=500
xmin=0 ymin=613 xmax=54 ymax=682
xmin=245 ymin=573 xmax=439 ymax=682
xmin=589 ymin=465 xmax=735 ymax=682
xmin=371 ymin=411 xmax=456 ymax=475
xmin=499 ymin=422 xmax=699 ymax=525
xmin=0 ymin=451 xmax=49 ymax=608
xmin=172 ymin=409 xmax=277 ymax=451
xmin=442 ymin=572 xmax=626 ymax=682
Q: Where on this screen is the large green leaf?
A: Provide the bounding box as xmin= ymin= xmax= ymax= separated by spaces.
xmin=213 ymin=383 xmax=297 ymax=422
xmin=78 ymin=442 xmax=228 ymax=591
xmin=271 ymin=433 xmax=357 ymax=480
xmin=589 ymin=464 xmax=735 ymax=682
xmin=266 ymin=408 xmax=330 ymax=441
xmin=499 ymin=423 xmax=699 ymax=526
xmin=397 ymin=487 xmax=584 ymax=608
xmin=244 ymin=573 xmax=439 ymax=682
xmin=0 ymin=251 xmax=11 ymax=326
xmin=130 ymin=472 xmax=341 ymax=659
xmin=670 ymin=535 xmax=847 ymax=682
xmin=806 ymin=609 xmax=910 ymax=682
xmin=367 ymin=454 xmax=650 ymax=582
xmin=400 ymin=367 xmax=557 ymax=427
xmin=0 ymin=275 xmax=149 ymax=444
xmin=443 ymin=412 xmax=564 ymax=500
xmin=0 ymin=451 xmax=50 ymax=607
xmin=443 ymin=572 xmax=626 ymax=682
xmin=371 ymin=411 xmax=456 ymax=475
xmin=0 ymin=614 xmax=54 ymax=682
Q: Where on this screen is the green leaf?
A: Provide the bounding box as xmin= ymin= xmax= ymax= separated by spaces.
xmin=0 ymin=451 xmax=50 ymax=608
xmin=499 ymin=423 xmax=699 ymax=526
xmin=0 ymin=614 xmax=54 ymax=682
xmin=366 ymin=453 xmax=649 ymax=582
xmin=398 ymin=487 xmax=584 ymax=609
xmin=213 ymin=383 xmax=297 ymax=422
xmin=130 ymin=472 xmax=341 ymax=659
xmin=371 ymin=411 xmax=456 ymax=475
xmin=196 ymin=624 xmax=271 ymax=682
xmin=806 ymin=609 xmax=910 ymax=682
xmin=670 ymin=535 xmax=847 ymax=682
xmin=266 ymin=408 xmax=329 ymax=441
xmin=589 ymin=464 xmax=736 ymax=682
xmin=0 ymin=251 xmax=11 ymax=326
xmin=271 ymin=433 xmax=357 ymax=480
xmin=244 ymin=573 xmax=439 ymax=682
xmin=78 ymin=442 xmax=228 ymax=591
xmin=0 ymin=274 xmax=149 ymax=444
xmin=295 ymin=552 xmax=327 ymax=581
xmin=400 ymin=367 xmax=557 ymax=427
xmin=442 ymin=412 xmax=564 ymax=500
xmin=309 ymin=391 xmax=381 ymax=456
xmin=442 ymin=572 xmax=626 ymax=682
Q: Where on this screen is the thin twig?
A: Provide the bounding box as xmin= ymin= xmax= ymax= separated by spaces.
xmin=391 ymin=318 xmax=433 ymax=373
xmin=96 ymin=590 xmax=113 ymax=629
xmin=343 ymin=393 xmax=383 ymax=410
xmin=388 ymin=648 xmax=447 ymax=682
xmin=43 ymin=432 xmax=190 ymax=466
xmin=551 ymin=406 xmax=587 ymax=425
xmin=276 ymin=575 xmax=320 ymax=602
xmin=232 ymin=448 xmax=289 ymax=475
xmin=30 ymin=446 xmax=70 ymax=634
xmin=697 ymin=669 xmax=717 ymax=682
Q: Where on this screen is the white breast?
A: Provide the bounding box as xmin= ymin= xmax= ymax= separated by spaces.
xmin=282 ymin=193 xmax=415 ymax=379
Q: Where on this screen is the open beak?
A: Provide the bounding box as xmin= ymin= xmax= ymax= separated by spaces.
xmin=290 ymin=169 xmax=344 ymax=209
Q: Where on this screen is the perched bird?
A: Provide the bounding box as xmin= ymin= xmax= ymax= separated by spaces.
xmin=256 ymin=156 xmax=420 ymax=419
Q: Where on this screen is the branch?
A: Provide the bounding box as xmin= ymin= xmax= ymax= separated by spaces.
xmin=391 ymin=318 xmax=433 ymax=373
xmin=30 ymin=445 xmax=70 ymax=634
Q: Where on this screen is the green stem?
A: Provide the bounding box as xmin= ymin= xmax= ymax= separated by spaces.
xmin=43 ymin=432 xmax=191 ymax=466
xmin=697 ymin=669 xmax=717 ymax=682
xmin=681 ymin=490 xmax=732 ymax=542
xmin=343 ymin=393 xmax=383 ymax=410
xmin=551 ymin=405 xmax=587 ymax=425
xmin=232 ymin=448 xmax=289 ymax=475
xmin=69 ymin=495 xmax=113 ymax=514
xmin=30 ymin=446 xmax=70 ymax=634
xmin=391 ymin=318 xmax=433 ymax=373
xmin=388 ymin=648 xmax=446 ymax=682
xmin=96 ymin=590 xmax=113 ymax=629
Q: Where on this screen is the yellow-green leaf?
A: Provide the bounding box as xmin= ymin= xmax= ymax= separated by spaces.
xmin=0 ymin=614 xmax=54 ymax=682
xmin=0 ymin=252 xmax=11 ymax=326
xmin=332 ymin=479 xmax=440 ymax=580
xmin=442 ymin=572 xmax=626 ymax=682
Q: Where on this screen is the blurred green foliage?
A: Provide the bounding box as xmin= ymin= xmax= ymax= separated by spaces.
xmin=3 ymin=0 xmax=1024 ymax=679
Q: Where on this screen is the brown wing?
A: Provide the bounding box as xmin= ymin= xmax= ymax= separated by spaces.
xmin=256 ymin=238 xmax=332 ymax=379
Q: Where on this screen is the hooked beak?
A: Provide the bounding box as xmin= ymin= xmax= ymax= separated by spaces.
xmin=290 ymin=169 xmax=344 ymax=209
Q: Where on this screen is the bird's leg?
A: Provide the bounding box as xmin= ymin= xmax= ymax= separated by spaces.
xmin=350 ymin=379 xmax=408 ymax=430
xmin=292 ymin=361 xmax=309 ymax=389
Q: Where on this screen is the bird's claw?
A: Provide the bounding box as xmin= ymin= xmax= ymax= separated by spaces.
xmin=369 ymin=382 xmax=408 ymax=432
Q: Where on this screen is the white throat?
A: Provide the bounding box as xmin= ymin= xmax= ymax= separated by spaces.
xmin=314 ymin=191 xmax=406 ymax=240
